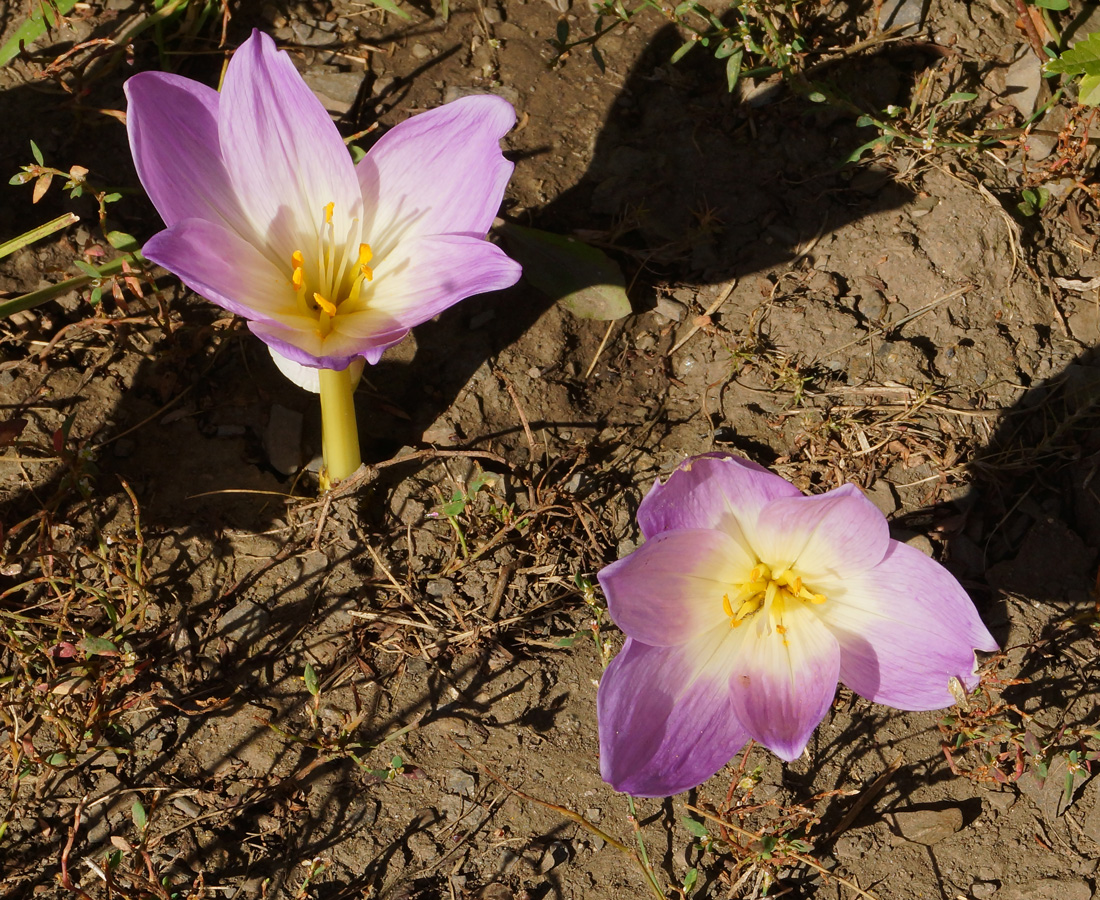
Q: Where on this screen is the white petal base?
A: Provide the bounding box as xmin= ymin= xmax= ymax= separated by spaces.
xmin=269 ymin=346 xmax=365 ymax=393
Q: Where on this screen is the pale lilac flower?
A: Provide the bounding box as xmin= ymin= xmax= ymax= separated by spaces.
xmin=125 ymin=29 xmax=521 ymax=375
xmin=597 ymin=454 xmax=997 ymax=797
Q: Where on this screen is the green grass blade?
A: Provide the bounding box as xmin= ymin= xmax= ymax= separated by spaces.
xmin=0 ymin=213 xmax=78 ymax=260
xmin=0 ymin=0 xmax=81 ymax=67
xmin=0 ymin=255 xmax=130 ymax=319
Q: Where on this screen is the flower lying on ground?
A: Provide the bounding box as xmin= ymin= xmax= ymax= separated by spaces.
xmin=597 ymin=454 xmax=998 ymax=797
xmin=126 ymin=28 xmax=521 ymax=373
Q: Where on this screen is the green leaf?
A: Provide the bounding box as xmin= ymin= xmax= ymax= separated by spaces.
xmin=682 ymin=816 xmax=709 ymax=838
xmin=497 ymin=222 xmax=631 ymax=320
xmin=442 ymin=489 xmax=466 ymax=517
xmin=725 ymin=47 xmax=743 ymax=93
xmin=1063 ymin=766 xmax=1076 ymax=809
xmin=468 ymin=471 xmax=495 ymax=494
xmin=714 ymin=36 xmax=738 ymax=59
xmin=47 ymin=752 xmax=69 ymax=767
xmin=682 ymin=868 xmax=698 ymax=894
xmin=131 ymin=800 xmax=147 ymax=832
xmin=845 ymin=133 xmax=894 ymax=163
xmin=670 ymin=39 xmax=695 ymax=64
xmin=943 ymin=91 xmax=977 ymax=104
xmin=73 ymin=259 xmax=100 ymax=278
xmin=303 ymin=663 xmax=320 ymax=696
xmin=101 ymin=192 xmax=122 ymax=204
xmin=367 ymin=0 xmax=411 ymax=19
xmin=106 ymin=231 xmax=140 ymax=252
xmin=30 ymin=140 xmax=43 ymax=166
xmin=1046 ymin=30 xmax=1100 ymax=75
xmin=440 ymin=0 xmax=449 ymax=20
xmin=80 ymin=635 xmax=118 ymax=657
xmin=1033 ymin=0 xmax=1069 ymax=8
xmin=1080 ymin=72 xmax=1100 ymax=105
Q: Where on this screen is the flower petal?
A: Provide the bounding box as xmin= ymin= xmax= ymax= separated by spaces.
xmin=823 ymin=541 xmax=998 ymax=710
xmin=344 ymin=233 xmax=521 ymax=329
xmin=143 ymin=219 xmax=294 ymax=324
xmin=752 ymin=484 xmax=888 ymax=580
xmin=637 ymin=455 xmax=801 ymax=541
xmin=598 ymin=636 xmax=749 ymax=797
xmin=219 ymin=30 xmax=362 ymax=259
xmin=726 ymin=607 xmax=840 ymax=761
xmin=358 ymin=94 xmax=515 ymax=242
xmin=268 ymin=346 xmax=365 ymax=393
xmin=125 ymin=72 xmax=249 ymax=234
xmin=599 ymin=529 xmax=753 ymax=646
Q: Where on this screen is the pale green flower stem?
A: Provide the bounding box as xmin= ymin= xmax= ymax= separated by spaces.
xmin=318 ymin=365 xmax=361 ymax=484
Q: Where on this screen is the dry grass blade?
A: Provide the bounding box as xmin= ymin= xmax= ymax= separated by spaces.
xmin=684 ymin=805 xmax=883 ymax=900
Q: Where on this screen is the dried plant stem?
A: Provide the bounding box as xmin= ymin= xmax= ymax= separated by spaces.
xmin=1014 ymin=0 xmax=1046 ymax=59
xmin=684 ymin=805 xmax=882 ymax=900
xmin=627 ymin=795 xmax=665 ymax=900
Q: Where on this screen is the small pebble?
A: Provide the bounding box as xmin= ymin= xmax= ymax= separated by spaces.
xmin=891 ymin=807 xmax=963 ymax=845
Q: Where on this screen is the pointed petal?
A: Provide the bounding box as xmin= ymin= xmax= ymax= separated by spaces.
xmin=726 ymin=608 xmax=840 ymax=761
xmin=358 ymin=94 xmax=515 ymax=241
xmin=347 ymin=233 xmax=521 ymax=328
xmin=753 ymin=485 xmax=888 ymax=579
xmin=219 ymin=30 xmax=362 ymax=258
xmin=125 ymin=72 xmax=249 ymax=234
xmin=823 ymin=541 xmax=998 ymax=710
xmin=143 ymin=220 xmax=294 ymax=324
xmin=598 ymin=636 xmax=749 ymax=797
xmin=638 ymin=455 xmax=801 ymax=541
xmin=599 ymin=529 xmax=753 ymax=646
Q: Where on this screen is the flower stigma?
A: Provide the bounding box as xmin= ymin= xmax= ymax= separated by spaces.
xmin=721 ymin=562 xmax=827 ymax=645
xmin=286 ymin=202 xmax=376 ymax=340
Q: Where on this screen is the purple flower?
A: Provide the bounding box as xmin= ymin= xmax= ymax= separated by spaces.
xmin=125 ymin=30 xmax=521 ymax=374
xmin=597 ymin=454 xmax=997 ymax=797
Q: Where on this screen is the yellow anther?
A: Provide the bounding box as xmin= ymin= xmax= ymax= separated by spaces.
xmin=324 ymin=202 xmax=334 ymax=224
xmin=356 ymin=243 xmax=374 ymax=281
xmin=722 ymin=562 xmax=827 ymax=631
xmin=290 ymin=250 xmax=306 ymax=291
xmin=313 ymin=292 xmax=338 ymax=317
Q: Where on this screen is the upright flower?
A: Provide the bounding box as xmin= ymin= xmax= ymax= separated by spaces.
xmin=126 ymin=29 xmax=521 ymax=481
xmin=597 ymin=454 xmax=998 ymax=797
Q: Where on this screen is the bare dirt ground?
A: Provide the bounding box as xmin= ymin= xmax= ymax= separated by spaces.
xmin=3 ymin=1 xmax=1100 ymax=898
